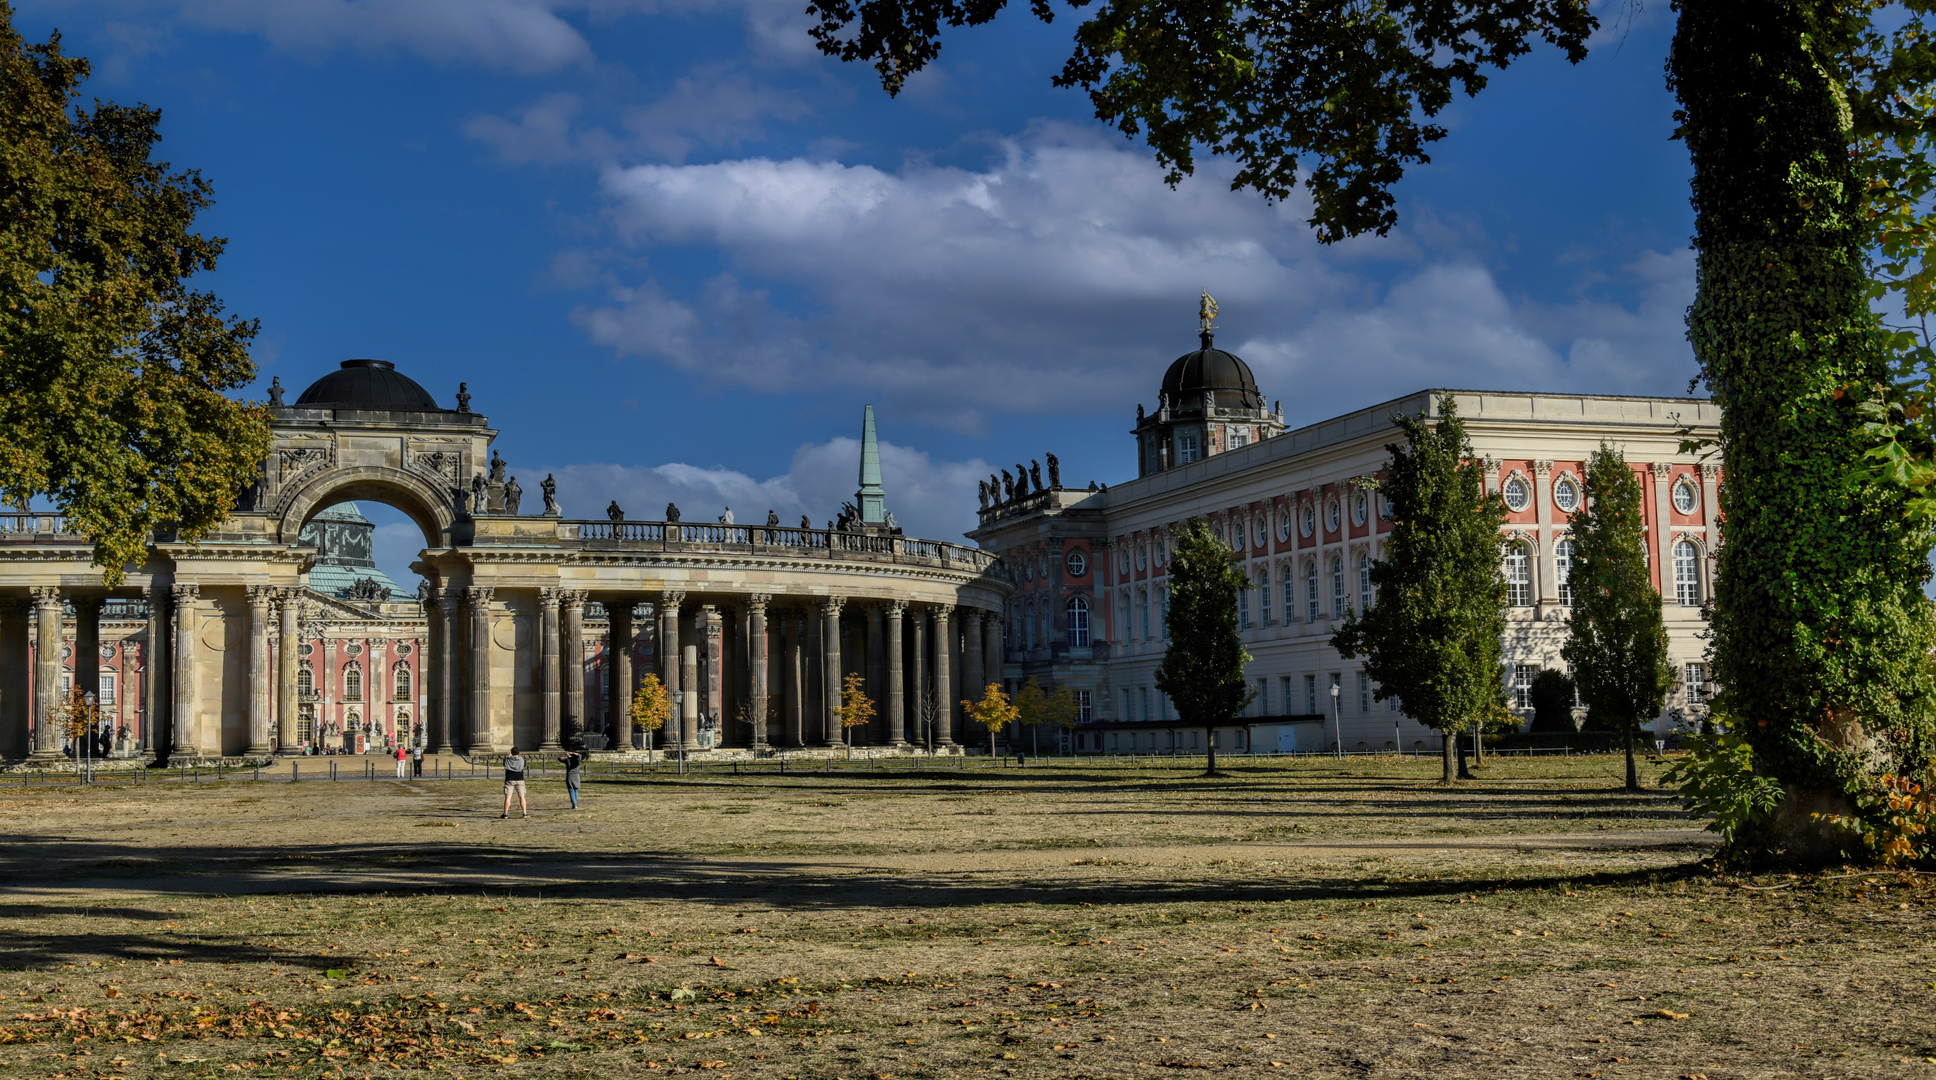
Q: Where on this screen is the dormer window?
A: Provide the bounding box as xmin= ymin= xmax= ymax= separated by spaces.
xmin=1177 ymin=433 xmax=1201 ymax=463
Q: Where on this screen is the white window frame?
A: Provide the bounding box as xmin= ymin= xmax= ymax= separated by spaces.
xmin=1067 ymin=596 xmax=1090 ymax=647
xmin=1306 ymin=560 xmax=1320 ymax=621
xmin=1555 ymin=538 xmax=1575 ymax=608
xmin=1259 ymin=567 xmax=1271 ymax=624
xmin=1674 ymin=540 xmax=1702 ymax=607
xmin=1330 ymin=554 xmax=1346 ymax=616
xmin=1357 ymin=551 xmax=1373 ymax=611
xmin=1503 ymin=476 xmax=1531 ymax=512
xmin=1505 ymin=543 xmax=1532 ymax=607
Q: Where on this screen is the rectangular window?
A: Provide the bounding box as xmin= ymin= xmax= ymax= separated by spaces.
xmin=1229 ymin=428 xmax=1249 ymax=449
xmin=1685 ymin=663 xmax=1707 ymax=704
xmin=1141 ymin=687 xmax=1152 ymax=723
xmin=1120 ymin=593 xmax=1131 ymax=643
xmin=1556 ymin=539 xmax=1575 ymax=607
xmin=1074 ymin=689 xmax=1092 ymax=723
xmin=1238 ymin=586 xmax=1250 ymax=628
xmin=1256 ymin=678 xmax=1269 ymax=716
xmin=1282 ymin=677 xmax=1295 ymax=717
xmin=1358 ymin=672 xmax=1370 ymax=713
xmin=1512 ymin=664 xmax=1536 ymax=710
xmin=1177 ymin=433 xmax=1200 ymax=463
xmin=1283 ymin=576 xmax=1295 ymax=624
xmin=1332 ymin=557 xmax=1347 ymax=616
xmin=1305 ymin=674 xmax=1317 ymax=715
xmin=1306 ymin=562 xmax=1320 ymax=621
xmin=99 ymin=672 xmax=116 ymax=706
xmin=1158 ymin=587 xmax=1168 ymax=638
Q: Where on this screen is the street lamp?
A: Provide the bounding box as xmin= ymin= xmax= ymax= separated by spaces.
xmin=1328 ymin=681 xmax=1342 ymax=759
xmin=82 ymin=690 xmax=96 ymax=783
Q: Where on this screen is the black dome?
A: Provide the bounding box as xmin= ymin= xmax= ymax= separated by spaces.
xmin=294 ymin=359 xmax=440 ymax=410
xmin=1161 ymin=333 xmax=1261 ymax=408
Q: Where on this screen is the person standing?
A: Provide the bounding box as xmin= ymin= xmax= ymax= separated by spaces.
xmin=394 ymin=742 xmax=407 ymax=778
xmin=410 ymin=743 xmax=424 ymax=778
xmin=559 ymin=749 xmax=584 ymax=810
xmin=501 ymin=747 xmax=529 ymax=818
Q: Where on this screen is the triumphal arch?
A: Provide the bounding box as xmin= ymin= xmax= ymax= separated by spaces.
xmin=0 ymin=359 xmax=1009 ymax=762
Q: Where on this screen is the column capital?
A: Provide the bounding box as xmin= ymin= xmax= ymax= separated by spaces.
xmin=436 ymin=589 xmax=462 ymax=614
xmin=1533 ymin=459 xmax=1554 ymax=477
xmin=885 ymin=599 xmax=907 ymax=617
xmin=660 ymin=589 xmax=686 ymax=612
xmin=169 ymin=582 xmax=199 ymax=606
xmin=464 ymin=586 xmax=494 ymax=605
xmin=932 ymin=602 xmax=955 ymax=618
xmin=539 ymin=587 xmax=563 ymax=605
xmin=745 ymin=593 xmax=772 ymax=613
xmin=1649 ymin=461 xmax=1674 ymax=479
xmin=1700 ymin=463 xmax=1722 ymax=482
xmin=963 ymin=608 xmax=984 ymax=628
xmin=561 ymin=589 xmax=588 ymax=611
xmin=246 ymin=584 xmax=277 ymax=608
xmin=819 ymin=595 xmax=846 ymax=617
xmin=29 ymin=585 xmax=61 ymax=607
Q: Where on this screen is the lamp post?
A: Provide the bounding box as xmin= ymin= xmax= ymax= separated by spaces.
xmin=1328 ymin=681 xmax=1342 ymax=759
xmin=83 ymin=690 xmax=96 ymax=784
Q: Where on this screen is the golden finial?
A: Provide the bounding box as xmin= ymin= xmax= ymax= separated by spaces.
xmin=1198 ymin=290 xmax=1219 ymax=335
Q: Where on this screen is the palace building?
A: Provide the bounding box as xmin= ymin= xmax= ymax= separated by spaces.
xmin=975 ymin=305 xmax=1722 ymax=754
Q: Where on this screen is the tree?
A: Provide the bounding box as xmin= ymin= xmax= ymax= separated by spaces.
xmin=963 ymin=682 xmax=1019 ymax=759
xmin=916 ymin=680 xmax=944 ymax=752
xmin=1560 ymin=446 xmax=1676 ymax=792
xmin=1044 ymin=685 xmax=1081 ymax=756
xmin=1527 ymin=669 xmax=1577 ymax=735
xmin=0 ymin=13 xmax=272 ymax=584
xmin=1333 ymin=396 xmax=1507 ymax=784
xmin=1153 ymin=517 xmax=1252 ymax=776
xmin=630 ymin=674 xmax=670 ymax=754
xmin=837 ymin=672 xmax=876 ymax=746
xmin=804 ymin=0 xmax=1936 ymax=862
xmin=1013 ymin=677 xmax=1046 ymax=756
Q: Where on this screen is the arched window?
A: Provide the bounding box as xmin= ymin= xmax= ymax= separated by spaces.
xmin=1305 ymin=560 xmax=1319 ymax=621
xmin=393 ymin=661 xmax=411 ymax=700
xmin=1282 ymin=570 xmax=1295 ymax=625
xmin=1358 ymin=551 xmax=1374 ymax=611
xmin=1259 ymin=567 xmax=1271 ymax=624
xmin=1139 ymin=589 xmax=1150 ymax=639
xmin=1118 ymin=592 xmax=1131 ymax=643
xmin=1330 ymin=554 xmax=1346 ymax=615
xmin=1024 ymin=601 xmax=1036 ymax=649
xmin=344 ymin=660 xmax=363 ymax=701
xmin=1238 ymin=578 xmax=1250 ymax=627
xmin=1555 ymin=539 xmax=1575 ymax=607
xmin=1038 ymin=603 xmax=1049 ymax=648
xmin=297 ymin=662 xmax=313 ymax=696
xmin=1067 ymin=597 xmax=1090 ymax=647
xmin=1674 ymin=540 xmax=1702 ymax=606
xmin=1504 ymin=542 xmax=1532 ymax=606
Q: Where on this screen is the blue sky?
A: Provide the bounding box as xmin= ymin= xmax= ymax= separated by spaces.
xmin=17 ymin=0 xmax=1698 ymax=587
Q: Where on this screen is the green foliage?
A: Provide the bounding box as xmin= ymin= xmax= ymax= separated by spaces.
xmin=1154 ymin=517 xmax=1252 ymax=770
xmin=1660 ymin=731 xmax=1785 ymax=849
xmin=1527 ymin=669 xmax=1577 ymax=734
xmin=1332 ymin=395 xmax=1507 ymax=782
xmin=1560 ymin=445 xmax=1675 ymax=790
xmin=1043 ymin=685 xmax=1081 ymax=731
xmin=0 ymin=13 xmax=272 ymax=584
xmin=804 ymin=0 xmax=1594 ymax=241
xmin=1673 ymin=0 xmax=1936 ymax=858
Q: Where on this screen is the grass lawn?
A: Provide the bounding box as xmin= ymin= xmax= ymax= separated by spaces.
xmin=0 ymin=754 xmax=1928 ymax=1079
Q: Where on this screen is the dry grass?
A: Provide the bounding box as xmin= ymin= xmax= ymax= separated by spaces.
xmin=0 ymin=756 xmax=1929 ymax=1079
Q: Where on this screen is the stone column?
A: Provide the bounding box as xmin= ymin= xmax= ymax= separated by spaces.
xmin=168 ymin=583 xmax=199 ymax=759
xmin=909 ymin=605 xmax=927 ymax=746
xmin=29 ymin=588 xmax=63 ymax=758
xmin=785 ymin=609 xmax=805 ymax=746
xmin=434 ymin=590 xmax=460 ymax=753
xmin=680 ymin=642 xmax=700 ymax=747
xmin=143 ymin=585 xmax=169 ymax=755
xmin=983 ymin=612 xmax=1003 ymax=703
xmin=963 ymin=609 xmax=985 ymax=711
xmin=0 ymin=600 xmax=27 ymax=759
xmin=608 ymin=601 xmax=634 ymax=752
xmin=277 ymin=588 xmax=302 ymax=754
xmin=466 ymin=587 xmax=494 ymax=754
xmin=563 ymin=590 xmax=587 ymax=748
xmin=245 ymin=586 xmax=274 ymax=755
xmin=660 ymin=591 xmax=684 ymax=750
xmin=539 ymin=587 xmax=563 ymax=752
xmin=698 ymin=604 xmax=722 ymax=744
xmin=820 ymin=596 xmax=845 ymax=746
xmin=1701 ymin=463 xmax=1722 ymax=586
xmin=1533 ymin=461 xmax=1556 ymax=613
xmin=931 ymin=604 xmax=954 ymax=746
xmin=864 ymin=604 xmax=884 ymax=745
xmin=884 ymin=601 xmax=906 ymax=745
xmin=747 ymin=594 xmax=770 ymax=750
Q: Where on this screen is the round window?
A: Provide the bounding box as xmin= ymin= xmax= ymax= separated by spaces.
xmin=1118 ymin=547 xmax=1130 ymax=574
xmin=1231 ymin=521 xmax=1245 ymax=551
xmin=1503 ymin=477 xmax=1530 ymax=512
xmin=1379 ymin=493 xmax=1393 ymax=520
xmin=1553 ymin=476 xmax=1580 ymax=513
xmin=1137 ymin=545 xmax=1148 ymax=571
xmin=1154 ymin=540 xmax=1166 ymax=568
xmin=1326 ymin=497 xmax=1341 ymax=532
xmin=346 ymin=641 xmax=363 ymax=656
xmin=1065 ymin=550 xmax=1087 ymax=577
xmin=298 ymin=642 xmax=313 ymax=656
xmin=99 ymin=643 xmax=116 ymax=659
xmin=1673 ymin=481 xmax=1698 ymax=514
xmin=1300 ymin=502 xmax=1315 ymax=537
xmin=1277 ymin=512 xmax=1291 ymax=543
xmin=1352 ymin=491 xmax=1368 ymax=526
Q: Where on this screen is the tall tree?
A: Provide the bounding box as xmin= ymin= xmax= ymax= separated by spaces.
xmin=630 ymin=675 xmax=670 ymax=755
xmin=1333 ymin=396 xmax=1507 ymax=784
xmin=1561 ymin=446 xmax=1675 ymax=793
xmin=0 ymin=11 xmax=271 ymax=583
xmin=1153 ymin=517 xmax=1252 ymax=776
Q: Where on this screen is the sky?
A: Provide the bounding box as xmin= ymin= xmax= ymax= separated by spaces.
xmin=14 ymin=0 xmax=1700 ymax=589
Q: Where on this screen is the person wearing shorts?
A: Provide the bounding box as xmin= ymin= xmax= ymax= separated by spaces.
xmin=501 ymin=748 xmax=528 ymax=818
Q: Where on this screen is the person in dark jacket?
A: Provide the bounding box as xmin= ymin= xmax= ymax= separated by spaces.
xmin=559 ymin=750 xmax=584 ymax=809
xmin=500 ymin=748 xmax=528 ymax=819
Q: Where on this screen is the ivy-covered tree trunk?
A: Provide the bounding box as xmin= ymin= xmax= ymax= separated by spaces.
xmin=1673 ymin=0 xmax=1936 ymax=860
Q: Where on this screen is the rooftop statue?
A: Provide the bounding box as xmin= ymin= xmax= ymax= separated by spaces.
xmin=977 ymin=479 xmax=990 ymax=509
xmin=1028 ymin=459 xmax=1042 ymax=492
xmin=471 ymin=474 xmax=487 ymax=512
xmin=268 ymin=377 xmax=285 ymax=407
xmin=1015 ymin=463 xmax=1029 ymax=494
xmin=720 ymin=507 xmax=735 ymax=525
xmin=489 ymin=451 xmax=506 ymax=484
xmin=1045 ymin=452 xmax=1060 ymax=490
xmin=540 ymin=473 xmax=558 ymax=516
xmin=800 ymin=514 xmax=812 ymax=529
xmin=766 ymin=510 xmax=780 ymax=526
xmin=504 ymin=476 xmax=522 ymax=514
xmin=666 ymin=502 xmax=681 ymax=522
xmin=1199 ymin=289 xmax=1219 ymax=335
xmin=1000 ymin=469 xmax=1014 ymax=501
xmin=607 ymin=500 xmax=624 ymax=522
xmin=456 ymin=382 xmax=471 ymax=413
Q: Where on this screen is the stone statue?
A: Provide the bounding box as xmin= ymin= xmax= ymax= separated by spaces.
xmin=665 ymin=502 xmax=681 ymax=522
xmin=1136 ymin=403 xmax=1145 ymax=422
xmin=1088 ymin=480 xmax=1099 ymax=491
xmin=1046 ymin=452 xmax=1061 ymax=490
xmin=1016 ymin=463 xmax=1030 ymax=494
xmin=504 ymin=476 xmax=522 ymax=514
xmin=268 ymin=377 xmax=285 ymax=407
xmin=988 ymin=473 xmax=1001 ymax=501
xmin=489 ymin=451 xmax=506 ymax=483
xmin=456 ymin=382 xmax=471 ymax=413
xmin=1029 ymin=459 xmax=1043 ymax=492
xmin=470 ymin=474 xmax=487 ymax=512
xmin=1274 ymin=399 xmax=1282 ymax=416
xmin=720 ymin=507 xmax=735 ymax=525
xmin=766 ymin=510 xmax=780 ymax=526
xmin=607 ymin=500 xmax=624 ymax=521
xmin=977 ymin=480 xmax=990 ymax=509
xmin=800 ymin=514 xmax=812 ymax=529
xmin=883 ymin=510 xmax=897 ymax=528
xmin=540 ymin=473 xmax=558 ymax=516
xmin=1000 ymin=469 xmax=1014 ymax=501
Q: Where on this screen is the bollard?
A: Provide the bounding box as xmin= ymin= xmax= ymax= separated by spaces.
xmin=293 ymin=763 xmax=299 ymax=783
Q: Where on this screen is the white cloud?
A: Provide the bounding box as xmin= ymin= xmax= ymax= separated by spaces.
xmin=465 ymin=72 xmax=812 ymax=165
xmin=571 ymin=123 xmax=1697 ymax=425
xmin=163 ymin=0 xmax=595 ymax=72
xmin=534 ymin=435 xmax=991 ymax=542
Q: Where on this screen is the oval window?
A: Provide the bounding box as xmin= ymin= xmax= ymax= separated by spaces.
xmin=1300 ymin=502 xmax=1315 ymax=537
xmin=1553 ymin=477 xmax=1580 ymax=513
xmin=1277 ymin=512 xmax=1291 ymax=543
xmin=1673 ymin=481 xmax=1698 ymax=514
xmin=1066 ymin=550 xmax=1087 ymax=577
xmin=1118 ymin=547 xmax=1130 ymax=575
xmin=1503 ymin=477 xmax=1530 ymax=512
xmin=1352 ymin=491 xmax=1368 ymax=526
xmin=1379 ymin=493 xmax=1393 ymax=520
xmin=1326 ymin=497 xmax=1341 ymax=532
xmin=1137 ymin=544 xmax=1148 ymax=571
xmin=1231 ymin=521 xmax=1245 ymax=551
xmin=1154 ymin=540 xmax=1166 ymax=568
